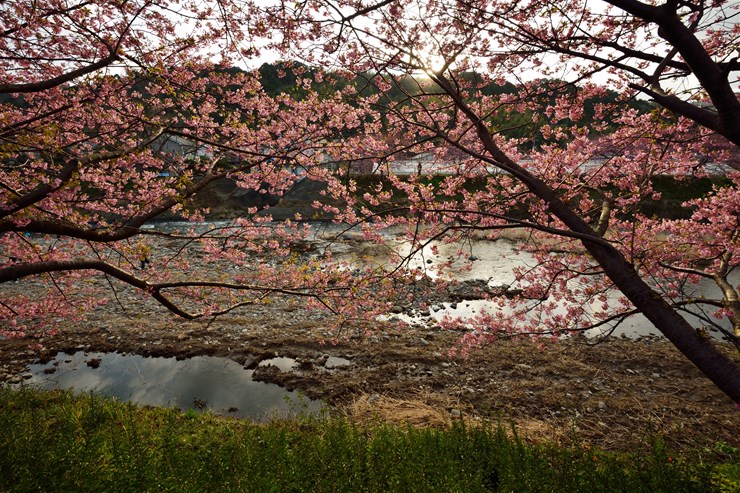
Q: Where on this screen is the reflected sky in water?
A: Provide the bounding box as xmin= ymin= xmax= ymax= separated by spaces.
xmin=27 ymin=352 xmax=323 ymax=421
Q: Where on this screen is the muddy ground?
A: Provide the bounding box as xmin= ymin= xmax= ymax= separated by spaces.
xmin=1 ymin=284 xmax=738 ymax=453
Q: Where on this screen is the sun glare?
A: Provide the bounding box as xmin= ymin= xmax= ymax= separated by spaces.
xmin=425 ymin=54 xmax=446 ymax=74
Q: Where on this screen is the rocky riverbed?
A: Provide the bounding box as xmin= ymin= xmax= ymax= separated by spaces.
xmin=1 ymin=281 xmax=738 ymax=452
xmin=2 ymin=181 xmax=739 ymax=451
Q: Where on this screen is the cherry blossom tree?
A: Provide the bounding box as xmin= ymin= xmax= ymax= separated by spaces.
xmin=0 ymin=1 xmax=398 ymax=339
xmin=1 ymin=0 xmax=739 ymax=404
xmin=257 ymin=0 xmax=740 ymax=403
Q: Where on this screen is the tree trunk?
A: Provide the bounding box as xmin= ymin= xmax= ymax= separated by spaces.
xmin=543 ymin=179 xmax=740 ymax=404
xmin=585 ymin=240 xmax=740 ymax=403
xmin=433 ymin=72 xmax=740 ymax=404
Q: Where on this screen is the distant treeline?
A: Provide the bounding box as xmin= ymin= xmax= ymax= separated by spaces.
xmin=255 ymin=61 xmax=655 ymax=144
xmin=0 ymin=61 xmax=655 ymax=149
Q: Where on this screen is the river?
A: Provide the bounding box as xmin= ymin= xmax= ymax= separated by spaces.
xmin=142 ymin=220 xmax=734 ymax=341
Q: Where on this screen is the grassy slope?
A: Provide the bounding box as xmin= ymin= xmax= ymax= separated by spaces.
xmin=1 ymin=388 xmax=737 ymax=492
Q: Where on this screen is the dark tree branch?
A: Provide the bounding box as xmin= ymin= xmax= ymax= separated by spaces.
xmin=0 ymin=52 xmax=120 ymax=94
xmin=0 ymin=259 xmax=346 ymax=319
xmin=606 ymin=0 xmax=740 ymax=146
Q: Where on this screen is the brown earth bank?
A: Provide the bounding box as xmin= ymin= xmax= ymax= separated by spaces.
xmin=1 ymin=291 xmax=738 ymax=454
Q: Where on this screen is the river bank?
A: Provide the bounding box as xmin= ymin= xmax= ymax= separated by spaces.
xmin=2 ymin=178 xmax=738 ymax=452
xmin=1 ymin=286 xmax=738 ymax=452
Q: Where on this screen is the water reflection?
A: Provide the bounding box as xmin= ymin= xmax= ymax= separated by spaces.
xmin=142 ymin=221 xmax=734 ymax=340
xmin=370 ymin=239 xmax=734 ymax=340
xmin=259 ymin=356 xmax=298 ymax=372
xmin=26 ymin=352 xmax=323 ymax=421
xmin=324 ymin=235 xmax=533 ymax=284
xmin=424 ymin=300 xmax=729 ymax=340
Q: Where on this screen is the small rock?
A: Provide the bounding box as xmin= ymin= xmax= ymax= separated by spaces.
xmin=597 ymin=401 xmax=607 ymax=410
xmin=243 ymin=355 xmax=258 ymax=370
xmin=324 ymin=356 xmax=352 ymax=369
xmin=419 ymin=338 xmax=430 ymax=346
xmin=450 ymin=409 xmax=462 ymax=418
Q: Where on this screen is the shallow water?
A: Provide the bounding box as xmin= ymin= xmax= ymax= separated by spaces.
xmin=26 ymin=352 xmax=323 ymax=421
xmin=142 ymin=220 xmax=735 ymax=340
xmin=417 ymin=299 xmax=730 ymax=340
xmin=371 ymin=238 xmax=734 ymax=340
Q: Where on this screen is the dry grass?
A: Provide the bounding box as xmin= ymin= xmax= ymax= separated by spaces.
xmin=343 ymin=392 xmax=576 ymax=446
xmin=343 ymin=392 xmax=458 ymax=428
